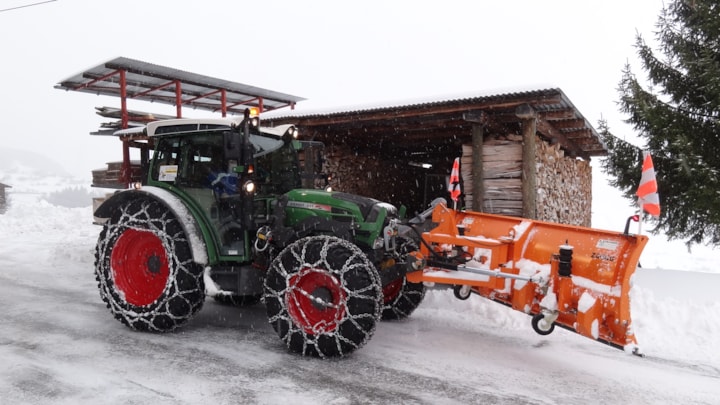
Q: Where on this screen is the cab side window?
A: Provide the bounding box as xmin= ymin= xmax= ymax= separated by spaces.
xmin=152 ymin=138 xmax=180 ymax=182
xmin=176 ymin=135 xmax=224 ymax=188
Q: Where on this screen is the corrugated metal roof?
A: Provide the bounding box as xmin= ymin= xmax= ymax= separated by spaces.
xmin=55 ymin=57 xmax=305 ymax=115
xmin=264 ymin=88 xmax=563 ymax=118
xmin=264 ymin=88 xmax=606 ymax=158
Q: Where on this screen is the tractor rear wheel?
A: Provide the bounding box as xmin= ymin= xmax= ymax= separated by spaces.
xmin=263 ymin=235 xmax=382 ymax=357
xmin=381 ymin=238 xmax=426 ymax=320
xmin=94 ymin=198 xmax=205 ymax=332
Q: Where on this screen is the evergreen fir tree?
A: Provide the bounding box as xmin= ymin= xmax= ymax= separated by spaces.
xmin=604 ymin=0 xmax=720 ymax=246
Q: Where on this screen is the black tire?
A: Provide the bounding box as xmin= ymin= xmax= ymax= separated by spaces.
xmin=213 ymin=293 xmax=262 ymax=307
xmin=531 ymin=313 xmax=555 ymax=336
xmin=263 ymin=235 xmax=382 ymax=357
xmin=94 ymin=197 xmax=205 ymax=332
xmin=453 ymin=284 xmax=472 ymax=300
xmin=381 ymin=238 xmax=426 ymax=320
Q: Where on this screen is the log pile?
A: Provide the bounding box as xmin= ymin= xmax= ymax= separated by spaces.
xmin=91 ymin=161 xmax=143 ymax=189
xmin=535 ymin=139 xmax=592 ymax=226
xmin=322 ymin=144 xmax=394 ymax=199
xmin=321 ymin=143 xmax=441 ymax=213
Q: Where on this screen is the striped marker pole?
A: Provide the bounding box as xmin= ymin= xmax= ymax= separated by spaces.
xmin=636 ymin=151 xmax=660 ymax=234
xmin=449 ymin=157 xmax=461 ymax=210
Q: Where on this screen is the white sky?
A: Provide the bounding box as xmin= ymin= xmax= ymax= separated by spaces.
xmin=0 ymin=0 xmax=664 ymax=178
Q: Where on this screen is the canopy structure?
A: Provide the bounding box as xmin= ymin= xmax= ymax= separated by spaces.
xmin=56 ymin=57 xmax=305 ymax=185
xmin=55 ymin=57 xmax=305 ymax=130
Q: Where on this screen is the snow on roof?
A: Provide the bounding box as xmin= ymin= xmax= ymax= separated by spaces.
xmin=262 ymin=86 xmax=565 ymax=119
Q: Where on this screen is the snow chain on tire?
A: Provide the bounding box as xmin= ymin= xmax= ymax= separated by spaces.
xmin=95 ymin=197 xmax=205 ymax=332
xmin=263 ymin=235 xmax=382 ymax=357
xmin=381 ymin=238 xmax=426 ymax=320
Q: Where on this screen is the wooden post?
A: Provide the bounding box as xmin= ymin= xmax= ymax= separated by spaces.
xmin=471 ymin=124 xmax=484 ymax=211
xmin=517 ymin=104 xmax=537 ymax=219
xmin=463 ymin=111 xmax=487 ymax=212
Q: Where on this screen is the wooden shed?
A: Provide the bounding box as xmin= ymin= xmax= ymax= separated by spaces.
xmin=265 ymin=88 xmax=606 ymax=227
xmin=0 ymin=182 xmax=11 ymax=214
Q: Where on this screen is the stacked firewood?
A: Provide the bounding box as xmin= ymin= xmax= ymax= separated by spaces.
xmin=535 ymin=139 xmax=592 ymax=226
xmin=322 ymin=144 xmax=383 ymax=196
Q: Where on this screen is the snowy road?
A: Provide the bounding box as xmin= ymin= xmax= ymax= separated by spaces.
xmin=1 ymin=200 xmax=719 ymax=404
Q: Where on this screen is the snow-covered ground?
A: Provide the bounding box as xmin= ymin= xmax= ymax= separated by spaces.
xmin=1 ymin=167 xmax=719 ymax=404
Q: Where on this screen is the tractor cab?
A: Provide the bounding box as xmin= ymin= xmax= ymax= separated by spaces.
xmin=141 ymin=114 xmax=305 ymax=261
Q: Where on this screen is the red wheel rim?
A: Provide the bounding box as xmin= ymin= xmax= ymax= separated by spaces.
xmin=111 ymin=228 xmax=170 ymax=306
xmin=286 ymin=267 xmax=346 ymax=334
xmin=383 ymin=278 xmax=403 ymax=304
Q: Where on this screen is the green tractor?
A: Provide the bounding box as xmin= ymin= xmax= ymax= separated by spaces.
xmin=93 ymin=109 xmax=428 ymax=357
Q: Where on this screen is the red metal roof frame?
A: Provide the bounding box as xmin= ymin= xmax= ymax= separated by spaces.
xmin=55 ymin=56 xmax=305 ymax=129
xmin=55 ymin=57 xmax=305 ymax=185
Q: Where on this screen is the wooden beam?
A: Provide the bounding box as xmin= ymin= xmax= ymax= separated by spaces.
xmin=463 ymin=110 xmax=489 ymax=125
xmin=563 ymin=128 xmax=593 ymax=139
xmin=537 ymin=109 xmax=576 ymax=120
xmin=535 ymin=119 xmax=585 ymax=158
xmin=549 ymin=119 xmax=586 ymax=130
xmin=471 ymin=124 xmax=485 ymax=211
xmin=518 ymin=106 xmax=537 ymax=219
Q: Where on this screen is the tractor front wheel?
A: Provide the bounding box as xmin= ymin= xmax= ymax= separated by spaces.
xmin=382 ymin=277 xmax=426 ymax=320
xmin=263 ymin=235 xmax=382 ymax=357
xmin=94 ymin=198 xmax=205 ymax=332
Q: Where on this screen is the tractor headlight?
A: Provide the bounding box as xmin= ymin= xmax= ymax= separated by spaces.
xmin=243 ymin=180 xmax=256 ymax=194
xmin=284 ymin=126 xmax=299 ymax=140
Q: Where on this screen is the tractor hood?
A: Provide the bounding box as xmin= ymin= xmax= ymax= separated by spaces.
xmin=281 ymin=189 xmax=399 ymax=249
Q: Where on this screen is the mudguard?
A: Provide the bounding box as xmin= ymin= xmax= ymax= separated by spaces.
xmin=94 ymin=187 xmax=209 ymax=266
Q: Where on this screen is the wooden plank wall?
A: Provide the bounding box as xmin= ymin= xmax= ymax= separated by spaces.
xmin=462 ymin=138 xmax=523 ymax=216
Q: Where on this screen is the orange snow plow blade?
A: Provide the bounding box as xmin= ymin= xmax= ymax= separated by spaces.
xmin=406 ymin=202 xmax=648 ymax=354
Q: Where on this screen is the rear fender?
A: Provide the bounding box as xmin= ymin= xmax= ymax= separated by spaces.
xmin=94 ymin=187 xmax=209 ymax=266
